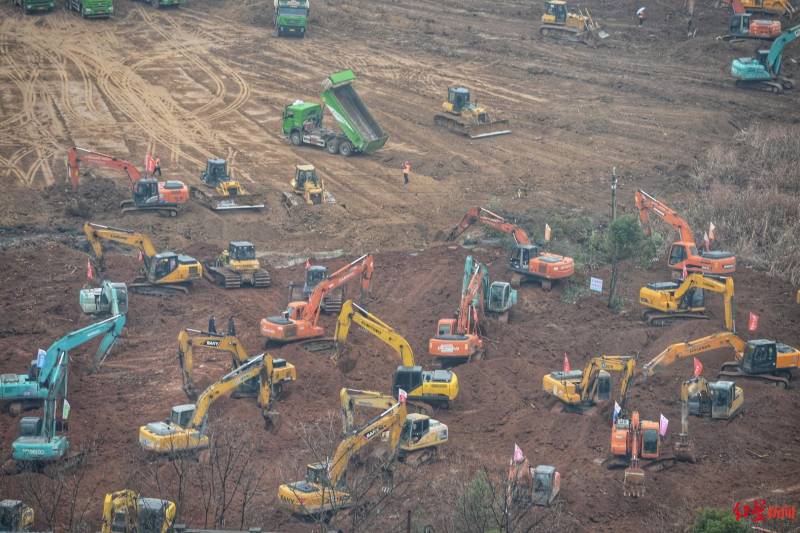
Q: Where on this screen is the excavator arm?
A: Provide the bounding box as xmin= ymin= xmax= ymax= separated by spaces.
xmin=68 ymin=147 xmax=143 ymax=191
xmin=447 ymin=206 xmax=532 ymax=245
xmin=333 ymin=300 xmax=415 ymax=367
xmin=304 ymin=254 xmax=374 ymax=326
xmin=339 ymin=388 xmax=396 ymax=433
xmin=675 ymin=274 xmax=735 ymax=331
xmin=177 ymin=328 xmax=250 ymax=398
xmin=83 ymin=222 xmax=158 ymax=263
xmin=641 ymin=331 xmax=746 ymax=378
xmin=767 ymin=24 xmax=800 ymax=74
xmin=458 ymin=264 xmax=485 ymax=336
xmin=579 ymin=356 xmax=635 ymax=403
xmin=635 ymin=190 xmax=695 ymax=244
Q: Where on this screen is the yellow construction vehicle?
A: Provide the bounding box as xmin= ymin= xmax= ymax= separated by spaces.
xmin=282 ymin=164 xmax=329 ymax=208
xmin=641 ymin=331 xmax=799 ymax=388
xmin=101 ymin=490 xmax=176 ymax=533
xmin=139 ymin=354 xmax=282 ymax=454
xmin=543 ymin=355 xmax=636 ymax=409
xmin=203 ymin=241 xmax=271 ymax=289
xmin=540 ymin=0 xmax=609 ymax=44
xmin=177 ymin=327 xmax=296 ymax=400
xmin=331 ymin=300 xmax=459 ymax=407
xmin=434 ymin=87 xmax=511 ymax=139
xmin=738 ymin=0 xmax=797 ymax=17
xmin=682 ymin=376 xmax=743 ymax=420
xmin=639 ymin=273 xmax=735 ymax=330
xmin=0 ymin=500 xmax=34 ymax=532
xmin=277 ymin=398 xmax=407 ymax=520
xmin=191 ymin=159 xmax=265 ymax=212
xmin=83 ymin=222 xmax=203 ymax=296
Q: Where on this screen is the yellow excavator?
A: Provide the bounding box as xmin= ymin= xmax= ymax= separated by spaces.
xmin=682 ymin=376 xmax=743 ymax=420
xmin=0 ymin=500 xmax=34 ymax=532
xmin=139 ymin=354 xmax=282 ymax=454
xmin=543 ymin=355 xmax=636 ymax=410
xmin=540 ymin=0 xmax=608 ymax=45
xmin=101 ymin=490 xmax=176 ymax=533
xmin=641 ymin=331 xmax=800 ymax=388
xmin=639 ymin=274 xmax=735 ymax=330
xmin=277 ymin=398 xmax=406 ymax=520
xmin=331 ymin=300 xmax=459 ymax=407
xmin=434 ymin=87 xmax=511 ymax=139
xmin=340 ymin=388 xmax=448 ymax=465
xmin=83 ymin=222 xmax=203 ymax=295
xmin=203 ymin=241 xmax=271 ymax=289
xmin=177 ymin=327 xmax=296 ymax=400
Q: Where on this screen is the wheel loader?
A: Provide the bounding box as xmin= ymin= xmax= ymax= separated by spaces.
xmin=434 ymin=87 xmax=511 ymax=139
xmin=203 ymin=241 xmax=271 ymax=289
xmin=190 ymin=159 xmax=265 ymax=212
xmin=282 ymin=164 xmax=333 ymax=208
xmin=540 ymin=0 xmax=609 ymax=45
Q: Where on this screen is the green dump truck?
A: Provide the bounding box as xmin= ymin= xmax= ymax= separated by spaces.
xmin=12 ymin=0 xmax=54 ymax=13
xmin=274 ymin=0 xmax=309 ymax=37
xmin=66 ymin=0 xmax=113 ymax=17
xmin=282 ymin=70 xmax=389 ymax=157
xmin=138 ymin=0 xmax=185 ymax=8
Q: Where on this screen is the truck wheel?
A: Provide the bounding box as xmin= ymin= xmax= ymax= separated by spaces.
xmin=325 ymin=139 xmax=339 ymax=154
xmin=338 ymin=141 xmax=353 ymax=157
xmin=151 ymin=0 xmax=158 ymax=8
xmin=290 ymin=131 xmax=302 ymax=146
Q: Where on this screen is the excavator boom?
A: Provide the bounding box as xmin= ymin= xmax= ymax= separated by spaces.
xmin=447 ymin=206 xmax=532 ymax=245
xmin=639 ymin=273 xmax=735 ymax=331
xmin=68 ymin=147 xmax=143 ymax=190
xmin=542 ymin=355 xmax=635 ymax=408
xmin=83 ymin=222 xmax=158 ymax=260
xmin=641 ymin=331 xmax=746 ymax=378
xmin=635 ymin=189 xmax=694 ymax=244
xmin=333 ymin=300 xmax=414 ymax=367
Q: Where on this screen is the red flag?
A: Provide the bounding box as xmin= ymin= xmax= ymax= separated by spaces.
xmin=563 ymin=352 xmax=571 ymax=372
xmin=693 ymin=357 xmax=703 ymax=378
xmin=681 ymin=263 xmax=688 ymax=280
xmin=748 ymin=312 xmax=759 ymax=332
xmin=87 ymin=258 xmax=94 ymax=281
xmin=145 ymin=153 xmax=155 ymax=174
xmin=304 ymin=258 xmax=311 ymax=270
xmin=708 ymin=222 xmax=716 ymax=241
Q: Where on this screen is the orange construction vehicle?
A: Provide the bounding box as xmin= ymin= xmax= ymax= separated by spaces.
xmin=635 ymin=190 xmax=736 ymax=277
xmin=446 ymin=206 xmax=574 ymax=290
xmin=67 ymin=147 xmax=188 ymax=217
xmin=260 ymin=254 xmax=374 ymax=344
xmin=723 ymin=0 xmax=783 ymax=40
xmin=428 ymin=259 xmax=485 ymax=366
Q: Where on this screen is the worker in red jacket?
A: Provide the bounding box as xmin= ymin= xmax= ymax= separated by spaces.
xmin=402 ymin=161 xmax=411 ymax=189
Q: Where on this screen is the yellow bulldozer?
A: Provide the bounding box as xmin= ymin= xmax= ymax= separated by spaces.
xmin=434 ymin=87 xmax=511 ymax=139
xmin=540 ymin=0 xmax=609 ymax=45
xmin=191 ymin=159 xmax=265 ymax=211
xmin=203 ymin=241 xmax=271 ymax=289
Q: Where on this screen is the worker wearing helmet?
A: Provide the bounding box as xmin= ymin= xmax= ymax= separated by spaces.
xmin=153 ymin=156 xmax=162 ymax=178
xmin=402 ymin=161 xmax=411 ymax=189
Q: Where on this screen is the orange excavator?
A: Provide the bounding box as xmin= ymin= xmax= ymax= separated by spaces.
xmin=446 ymin=206 xmax=574 ymax=290
xmin=722 ymin=0 xmax=783 ymax=40
xmin=428 ymin=258 xmax=485 ymax=366
xmin=67 ymin=147 xmax=188 ymax=217
xmin=260 ymin=254 xmax=374 ymax=344
xmin=635 ymin=190 xmax=736 ymax=277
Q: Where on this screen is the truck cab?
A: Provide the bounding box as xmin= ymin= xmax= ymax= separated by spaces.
xmin=274 ymin=0 xmax=309 ymax=37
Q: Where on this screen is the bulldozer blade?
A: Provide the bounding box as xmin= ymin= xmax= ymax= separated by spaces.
xmin=211 ymin=200 xmax=265 ymax=211
xmin=468 ymin=120 xmax=512 ymax=139
xmin=597 ymin=30 xmax=610 ymax=39
xmin=623 ymin=468 xmax=646 ymax=497
xmin=281 ymin=191 xmax=300 ymax=209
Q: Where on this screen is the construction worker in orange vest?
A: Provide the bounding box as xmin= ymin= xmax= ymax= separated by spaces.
xmin=402 ymin=161 xmax=411 ymax=189
xmin=153 ymin=156 xmax=162 ymax=178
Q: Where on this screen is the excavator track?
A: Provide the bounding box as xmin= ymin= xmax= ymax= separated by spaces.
xmin=300 ymin=338 xmax=336 ymax=353
xmin=718 ymin=362 xmax=790 ymax=388
xmin=734 ymin=78 xmax=793 ymax=94
xmin=119 ymin=200 xmax=179 ymax=217
xmin=642 ymin=310 xmax=708 ymax=327
xmin=129 ymin=281 xmax=188 ymax=296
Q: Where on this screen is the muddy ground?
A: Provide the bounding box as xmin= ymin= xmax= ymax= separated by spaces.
xmin=1 ymin=0 xmax=799 ymax=530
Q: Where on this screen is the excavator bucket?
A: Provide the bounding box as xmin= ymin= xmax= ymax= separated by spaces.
xmin=623 ymin=467 xmax=646 ymax=497
xmin=673 ymin=441 xmax=697 ymax=463
xmin=466 ymin=119 xmax=512 ymax=139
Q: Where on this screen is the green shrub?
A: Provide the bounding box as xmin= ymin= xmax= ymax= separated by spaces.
xmin=692 ymin=508 xmax=749 ymax=533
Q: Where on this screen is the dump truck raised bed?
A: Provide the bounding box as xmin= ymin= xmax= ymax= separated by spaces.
xmin=282 ymin=70 xmax=389 ymax=157
xmin=274 ymin=0 xmax=309 ymax=37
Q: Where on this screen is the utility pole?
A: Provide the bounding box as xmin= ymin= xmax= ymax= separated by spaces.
xmin=611 ymin=166 xmax=618 ymax=222
xmin=608 ymin=167 xmax=619 ymax=308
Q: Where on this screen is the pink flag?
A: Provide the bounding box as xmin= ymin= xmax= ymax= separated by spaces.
xmin=693 ymin=357 xmax=703 ymax=378
xmin=304 ymin=258 xmax=311 ymax=270
xmin=563 ymin=352 xmax=571 ymax=372
xmin=681 ymin=263 xmax=688 ymax=280
xmin=748 ymin=312 xmax=759 ymax=332
xmin=659 ymin=413 xmax=669 ymax=437
xmin=708 ymin=222 xmax=716 ymax=241
xmin=398 ymin=388 xmax=407 ymax=404
xmin=513 ymin=443 xmax=524 ymax=463
xmin=544 ymin=224 xmax=552 ymax=242
xmin=87 ymin=258 xmax=94 ymax=281
xmin=138 ymin=249 xmax=144 ymax=262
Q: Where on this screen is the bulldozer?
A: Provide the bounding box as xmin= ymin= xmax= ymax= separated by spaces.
xmin=0 ymin=500 xmax=34 ymax=532
xmin=540 ymin=0 xmax=609 ymax=45
xmin=434 ymin=87 xmax=511 ymax=139
xmin=282 ymin=164 xmax=332 ymax=208
xmin=190 ymin=159 xmax=265 ymax=212
xmin=203 ymin=241 xmax=271 ymax=289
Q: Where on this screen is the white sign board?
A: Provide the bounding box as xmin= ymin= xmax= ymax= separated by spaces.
xmin=589 ymin=277 xmax=604 ymax=293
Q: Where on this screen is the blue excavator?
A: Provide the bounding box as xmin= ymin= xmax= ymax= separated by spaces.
xmin=731 ymin=24 xmax=800 ymax=93
xmin=0 ymin=313 xmax=126 ymax=416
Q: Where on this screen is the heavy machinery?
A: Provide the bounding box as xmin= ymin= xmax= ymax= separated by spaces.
xmin=79 ymin=280 xmax=129 ymax=317
xmin=340 ymin=388 xmax=448 ymax=465
xmin=12 ymin=0 xmax=53 ymax=13
xmin=610 ymin=411 xmax=657 ymax=498
xmin=446 ymin=206 xmax=575 ymax=290
xmin=282 ymin=164 xmax=328 ymax=207
xmin=136 ymin=0 xmax=185 ymax=9
xmin=736 ymin=0 xmax=797 ymax=18
xmin=543 ymin=355 xmax=636 ymax=410
xmin=433 ymin=87 xmax=511 ymax=139
xmin=641 ymin=331 xmax=799 ymax=388
xmin=1 ymin=315 xmax=126 ymax=414
xmin=428 ymin=259 xmax=485 ymax=366
xmin=331 ymin=300 xmax=459 ymax=407
xmin=83 ymin=222 xmax=203 ymax=295
xmin=508 ymin=460 xmax=561 ymax=507
xmin=721 ymin=0 xmax=783 ymax=40
xmin=635 ymin=190 xmax=736 ymax=276
xmin=639 ymin=273 xmax=735 ymax=330
xmin=101 ymin=490 xmax=176 ymax=533
xmin=731 ymin=24 xmax=800 ymax=93
xmin=282 ymin=71 xmax=389 ymax=157
xmin=139 ymin=353 xmax=282 ymax=454
xmin=463 ymin=255 xmax=517 ymax=323
xmin=67 ymin=148 xmax=188 ymax=217
xmin=274 ymin=0 xmax=309 ymax=37
xmin=682 ymin=376 xmax=743 ymax=419
xmin=191 ymin=159 xmax=265 ymax=212
xmin=0 ymin=500 xmax=34 ymax=532
xmin=540 ymin=0 xmax=609 ymax=44
xmin=177 ymin=327 xmax=296 ymax=399
xmin=260 ymin=254 xmax=374 ymax=344
xmin=66 ymin=0 xmax=113 ymax=17
xmin=288 ymin=264 xmax=345 ymax=314
xmin=202 ymin=242 xmax=271 ymax=289
xmin=277 ymin=400 xmax=406 ymax=519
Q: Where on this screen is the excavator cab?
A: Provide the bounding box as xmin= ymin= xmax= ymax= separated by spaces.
xmin=304 ymin=266 xmax=328 ymax=297
xmin=640 ymin=422 xmax=661 ymax=460
xmin=393 ymin=366 xmax=424 ymax=398
xmin=532 ymin=465 xmax=560 ymax=506
xmin=710 ymin=381 xmax=742 ymax=419
xmin=201 ymin=158 xmax=229 ymax=187
xmin=510 ymin=244 xmax=538 ymax=271
xmin=742 ymin=340 xmax=778 ymax=374
xmin=596 ymin=370 xmax=611 ymax=401
xmin=436 ymin=318 xmax=457 ymax=336
xmin=169 ymin=405 xmax=195 ymax=428
xmin=136 ymin=498 xmax=173 ymax=533
xmin=150 ymin=252 xmax=180 ymax=280
xmin=667 ymin=243 xmax=691 ymax=268
xmin=133 ymin=180 xmax=160 ymax=204
xmin=0 ymin=500 xmax=34 ymax=532
xmin=402 ymin=415 xmax=430 ymax=443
